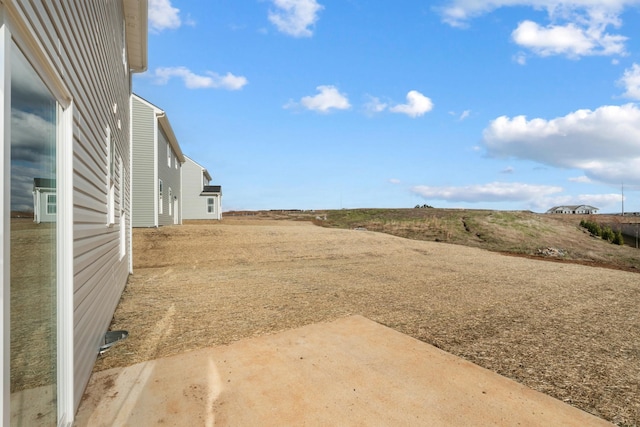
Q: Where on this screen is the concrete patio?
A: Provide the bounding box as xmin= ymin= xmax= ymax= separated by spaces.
xmin=75 ymin=315 xmax=612 ymax=426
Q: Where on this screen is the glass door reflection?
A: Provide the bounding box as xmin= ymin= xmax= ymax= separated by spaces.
xmin=10 ymin=42 xmax=58 ymax=425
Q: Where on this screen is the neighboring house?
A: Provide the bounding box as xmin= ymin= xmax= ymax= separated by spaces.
xmin=182 ymin=155 xmax=223 ymax=220
xmin=546 ymin=205 xmax=599 ymax=214
xmin=32 ymin=178 xmax=56 ymax=223
xmin=131 ymin=94 xmax=185 ymax=227
xmin=202 ymin=185 xmax=223 ymax=220
xmin=0 ymin=1 xmax=147 ymax=425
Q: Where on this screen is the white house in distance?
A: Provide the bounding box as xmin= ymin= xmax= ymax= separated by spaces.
xmin=0 ymin=1 xmax=147 ymax=425
xmin=182 ymin=155 xmax=223 ymax=220
xmin=32 ymin=178 xmax=56 ymax=224
xmin=546 ymin=205 xmax=599 ymax=214
xmin=131 ymin=94 xmax=185 ymax=227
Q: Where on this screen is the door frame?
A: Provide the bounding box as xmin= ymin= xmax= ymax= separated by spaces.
xmin=173 ymin=198 xmax=179 ymax=224
xmin=0 ymin=3 xmax=74 ymax=425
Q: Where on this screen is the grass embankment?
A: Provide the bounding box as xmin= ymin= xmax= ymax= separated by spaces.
xmin=307 ymin=208 xmax=640 ymax=272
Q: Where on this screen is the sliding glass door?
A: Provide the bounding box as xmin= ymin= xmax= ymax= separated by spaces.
xmin=9 ymin=41 xmax=58 ymax=426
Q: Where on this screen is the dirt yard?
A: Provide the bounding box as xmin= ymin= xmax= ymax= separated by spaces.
xmin=95 ymin=218 xmax=640 ymax=426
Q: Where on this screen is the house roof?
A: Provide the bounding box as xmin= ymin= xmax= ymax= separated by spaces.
xmin=184 ymin=155 xmax=212 ymax=182
xmin=546 ymin=205 xmax=598 ymax=212
xmin=33 ymin=178 xmax=55 ymax=189
xmin=123 ymin=0 xmax=148 ymax=73
xmin=201 ymin=185 xmax=222 ymax=195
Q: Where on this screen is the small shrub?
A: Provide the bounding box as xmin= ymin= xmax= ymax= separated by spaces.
xmin=581 ymin=220 xmax=602 ymax=237
xmin=580 ymin=220 xmax=624 ymax=246
xmin=613 ymin=230 xmax=624 ymax=246
xmin=601 ymin=226 xmax=614 ymax=242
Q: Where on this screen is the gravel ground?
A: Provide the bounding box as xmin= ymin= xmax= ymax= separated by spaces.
xmin=95 ymin=219 xmax=640 ymax=425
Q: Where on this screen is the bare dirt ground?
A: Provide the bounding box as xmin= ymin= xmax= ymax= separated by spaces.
xmin=95 ymin=218 xmax=640 ymax=426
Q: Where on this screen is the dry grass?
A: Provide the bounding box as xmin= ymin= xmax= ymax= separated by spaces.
xmin=10 ymin=219 xmax=56 ymax=392
xmin=96 ymin=214 xmax=640 ymax=425
xmin=317 ymin=209 xmax=640 ymax=271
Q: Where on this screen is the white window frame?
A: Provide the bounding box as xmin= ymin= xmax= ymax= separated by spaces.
xmin=166 ymin=141 xmax=171 ymax=167
xmin=0 ymin=8 xmax=75 ymax=425
xmin=119 ymin=212 xmax=126 ymax=260
xmin=46 ymin=193 xmax=56 ymax=214
xmin=207 ymin=197 xmax=215 ymax=214
xmin=118 ymin=155 xmax=123 ymax=215
xmin=118 ymin=156 xmax=125 ymax=260
xmin=106 ymin=126 xmax=115 ymax=226
xmin=168 ymin=187 xmax=172 ymax=216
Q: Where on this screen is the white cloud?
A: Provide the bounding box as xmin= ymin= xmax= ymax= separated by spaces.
xmin=450 ymin=110 xmax=471 ymax=120
xmin=512 ymin=20 xmax=626 ymax=57
xmin=11 ymin=110 xmax=57 ymax=211
xmin=569 ymin=175 xmax=592 ymax=183
xmin=153 ymin=67 xmax=248 ymax=90
xmin=149 ymin=0 xmax=182 ymax=33
xmin=619 ymin=63 xmax=640 ymax=99
xmin=364 ymin=95 xmax=388 ymax=115
xmin=483 ymin=103 xmax=640 ymax=184
xmin=269 ymin=0 xmax=323 ymax=37
xmin=439 ymin=1 xmax=634 ymax=58
xmin=11 ymin=110 xmax=55 ymax=162
xmin=411 ymin=181 xmax=563 ymax=203
xmin=513 ymin=52 xmax=528 ymax=65
xmin=439 ymin=1 xmax=633 ymax=27
xmin=389 ymin=91 xmax=434 ymax=118
xmin=11 ymin=164 xmax=45 ymax=212
xmin=184 ymin=14 xmax=197 ymax=27
xmin=287 ymin=85 xmax=350 ymax=113
xmin=389 ymin=178 xmax=401 ymax=185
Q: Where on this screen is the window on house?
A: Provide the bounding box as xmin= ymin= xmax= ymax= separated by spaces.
xmin=159 ymin=179 xmax=164 ymax=215
xmin=207 ymin=197 xmax=215 ymax=214
xmin=107 ymin=126 xmax=115 ymax=225
xmin=167 ymin=142 xmax=171 ymax=167
xmin=118 ymin=155 xmax=123 ymax=214
xmin=118 ymin=155 xmax=125 ymax=260
xmin=47 ymin=194 xmax=56 ymax=215
xmin=168 ymin=188 xmax=173 ymax=216
xmin=120 ymin=213 xmax=126 ymax=260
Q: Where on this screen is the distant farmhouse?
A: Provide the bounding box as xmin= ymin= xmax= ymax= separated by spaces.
xmin=546 ymin=205 xmax=599 ymax=214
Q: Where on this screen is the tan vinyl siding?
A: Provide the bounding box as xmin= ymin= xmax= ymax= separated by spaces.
xmin=11 ymin=0 xmax=134 ymax=412
xmin=131 ymin=96 xmax=157 ymax=227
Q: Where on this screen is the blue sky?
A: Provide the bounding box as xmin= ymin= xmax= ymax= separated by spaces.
xmin=133 ymin=0 xmax=640 ymax=213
